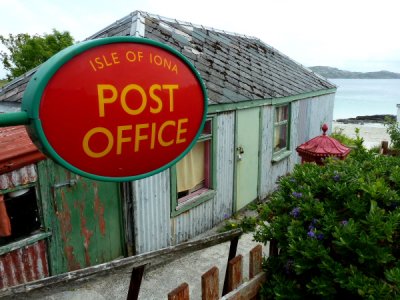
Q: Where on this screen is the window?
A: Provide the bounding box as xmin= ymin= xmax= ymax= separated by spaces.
xmin=0 ymin=186 xmax=42 ymax=246
xmin=172 ymin=118 xmax=215 ymax=215
xmin=273 ymin=104 xmax=290 ymax=156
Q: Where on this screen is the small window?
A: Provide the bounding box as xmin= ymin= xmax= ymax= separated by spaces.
xmin=0 ymin=187 xmax=41 ymax=246
xmin=273 ymin=105 xmax=290 ymax=153
xmin=176 ymin=119 xmax=213 ymax=206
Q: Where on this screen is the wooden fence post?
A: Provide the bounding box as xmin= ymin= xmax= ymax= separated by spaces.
xmin=249 ymin=245 xmax=262 ymax=279
xmin=381 ymin=140 xmax=389 ymax=155
xmin=126 ymin=265 xmax=145 ymax=300
xmin=168 ymin=282 xmax=189 ymax=300
xmin=222 ymin=235 xmax=239 ymax=295
xmin=269 ymin=239 xmax=278 ymax=257
xmin=201 ymin=266 xmax=219 ymax=300
xmin=227 ymin=255 xmax=243 ymax=293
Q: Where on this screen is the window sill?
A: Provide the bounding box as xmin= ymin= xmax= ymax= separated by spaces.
xmin=0 ymin=231 xmax=51 ymax=256
xmin=172 ymin=189 xmax=216 ymax=217
xmin=272 ymin=150 xmax=292 ymax=163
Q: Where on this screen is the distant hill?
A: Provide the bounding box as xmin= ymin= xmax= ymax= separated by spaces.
xmin=309 ymin=66 xmax=400 ymax=79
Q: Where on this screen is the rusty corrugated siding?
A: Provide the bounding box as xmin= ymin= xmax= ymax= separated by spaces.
xmin=0 ymin=240 xmax=49 ymax=289
xmin=0 ymin=164 xmax=37 ymax=190
xmin=0 ymin=126 xmax=45 ymax=175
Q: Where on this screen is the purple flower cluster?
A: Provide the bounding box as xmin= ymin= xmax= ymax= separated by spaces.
xmin=307 ymin=219 xmax=323 ymax=240
xmin=292 ymin=191 xmax=303 ymax=198
xmin=333 ymin=171 xmax=340 ymax=182
xmin=290 ymin=207 xmax=301 ymax=218
xmin=284 ymin=259 xmax=294 ymax=274
xmin=307 ymin=230 xmax=324 ymax=240
xmin=340 ymin=220 xmax=348 ymax=226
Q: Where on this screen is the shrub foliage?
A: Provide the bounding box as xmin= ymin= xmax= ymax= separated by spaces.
xmin=254 ymin=151 xmax=400 ymax=299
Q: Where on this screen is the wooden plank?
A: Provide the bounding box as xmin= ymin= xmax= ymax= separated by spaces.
xmin=126 ymin=265 xmax=145 ymax=300
xmin=269 ymin=239 xmax=278 ymax=257
xmin=0 ymin=229 xmax=242 ymax=298
xmin=227 ymin=255 xmax=243 ymax=293
xmin=201 ymin=266 xmax=219 ymax=300
xmin=220 ymin=272 xmax=266 ymax=300
xmin=249 ymin=245 xmax=262 ymax=279
xmin=222 ymin=235 xmax=239 ymax=295
xmin=168 ymin=282 xmax=189 ymax=300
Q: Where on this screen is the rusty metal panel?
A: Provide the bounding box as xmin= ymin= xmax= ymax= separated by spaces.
xmin=213 ymin=112 xmax=235 ymax=224
xmin=0 ymin=164 xmax=37 ymax=190
xmin=37 ymin=159 xmax=125 ymax=275
xmin=133 ymin=170 xmax=171 ymax=254
xmin=171 ymin=199 xmax=214 ymax=245
xmin=0 ymin=239 xmax=49 ymax=289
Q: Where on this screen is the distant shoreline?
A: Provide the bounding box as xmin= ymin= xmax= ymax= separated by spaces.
xmin=334 ymin=114 xmax=396 ymax=124
xmin=310 ymin=66 xmax=400 ymax=79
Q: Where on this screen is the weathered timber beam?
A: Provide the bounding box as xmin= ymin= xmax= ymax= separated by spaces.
xmin=0 ymin=229 xmax=242 ymax=297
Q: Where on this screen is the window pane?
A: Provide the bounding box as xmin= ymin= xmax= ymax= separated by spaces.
xmin=202 ymin=120 xmax=212 ymax=135
xmin=177 ymin=141 xmax=206 ymax=193
xmin=274 ymin=124 xmax=288 ymax=152
xmin=275 ymin=105 xmax=288 ymax=123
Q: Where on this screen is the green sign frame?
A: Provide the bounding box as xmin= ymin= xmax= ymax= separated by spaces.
xmin=12 ymin=36 xmax=208 ymax=182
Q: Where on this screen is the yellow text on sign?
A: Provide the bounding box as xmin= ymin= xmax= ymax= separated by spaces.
xmin=82 ymin=119 xmax=188 ymax=158
xmin=97 ymin=84 xmax=179 ymax=117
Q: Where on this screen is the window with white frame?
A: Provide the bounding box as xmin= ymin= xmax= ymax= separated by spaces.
xmin=273 ymin=104 xmax=290 ymax=154
xmin=175 ymin=119 xmax=213 ymax=207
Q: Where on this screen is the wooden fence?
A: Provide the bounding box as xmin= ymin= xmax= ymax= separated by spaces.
xmin=167 ymin=244 xmax=266 ymax=300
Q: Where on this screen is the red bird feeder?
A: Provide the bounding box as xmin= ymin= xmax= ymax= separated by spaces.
xmin=296 ymin=124 xmax=351 ymax=165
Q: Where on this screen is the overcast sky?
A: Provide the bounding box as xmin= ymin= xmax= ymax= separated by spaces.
xmin=1 ymin=0 xmax=399 ymax=79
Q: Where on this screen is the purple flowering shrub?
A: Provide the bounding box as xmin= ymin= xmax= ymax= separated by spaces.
xmin=254 ymin=151 xmax=400 ymax=299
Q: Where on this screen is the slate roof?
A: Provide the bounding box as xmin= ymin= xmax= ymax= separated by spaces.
xmin=0 ymin=11 xmax=335 ymax=106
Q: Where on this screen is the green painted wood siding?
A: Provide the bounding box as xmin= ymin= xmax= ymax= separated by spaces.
xmin=235 ymin=108 xmax=260 ymax=211
xmin=37 ymin=160 xmax=125 ymax=275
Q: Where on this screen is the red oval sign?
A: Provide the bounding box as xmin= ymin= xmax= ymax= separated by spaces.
xmin=22 ymin=37 xmax=207 ymax=181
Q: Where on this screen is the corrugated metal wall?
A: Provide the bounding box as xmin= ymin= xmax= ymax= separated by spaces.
xmin=132 ymin=94 xmax=334 ymax=253
xmin=132 ymin=170 xmax=171 ymax=254
xmin=213 ymin=112 xmax=235 ymax=224
xmin=297 ymin=94 xmax=335 ymax=143
xmin=297 ymin=98 xmax=310 ymax=147
xmin=308 ymin=94 xmax=335 ymax=138
xmin=171 ymin=201 xmax=214 ymax=244
xmin=0 ymin=164 xmax=37 ymax=190
xmin=0 ymin=240 xmax=49 ymax=289
xmin=132 ymin=112 xmax=236 ymax=253
xmin=259 ymin=95 xmax=333 ymax=199
xmin=172 ymin=112 xmax=235 ymax=244
xmin=259 ymin=105 xmax=274 ymax=198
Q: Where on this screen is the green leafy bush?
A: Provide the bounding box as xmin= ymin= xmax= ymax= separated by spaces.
xmin=330 ymin=128 xmax=358 ymax=147
xmin=254 ymin=152 xmax=400 ymax=299
xmin=385 ymin=117 xmax=400 ymax=150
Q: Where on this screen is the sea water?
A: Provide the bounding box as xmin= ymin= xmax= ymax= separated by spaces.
xmin=331 ymin=79 xmax=400 ymax=120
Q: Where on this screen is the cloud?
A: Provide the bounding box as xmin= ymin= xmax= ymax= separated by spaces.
xmin=0 ymin=0 xmax=400 ymax=80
